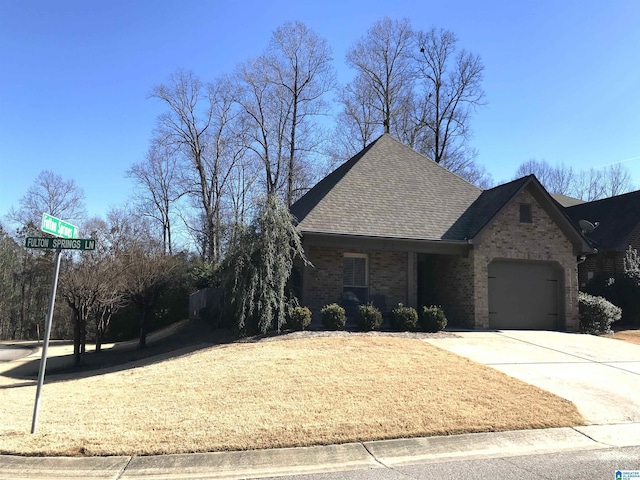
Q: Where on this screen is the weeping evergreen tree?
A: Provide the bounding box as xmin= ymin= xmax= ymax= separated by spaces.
xmin=223 ymin=194 xmax=307 ymax=334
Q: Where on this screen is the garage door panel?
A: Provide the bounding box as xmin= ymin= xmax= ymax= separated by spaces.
xmin=488 ymin=261 xmax=560 ymax=330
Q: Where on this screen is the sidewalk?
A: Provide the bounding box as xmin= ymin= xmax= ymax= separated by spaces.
xmin=2 ymin=423 xmax=640 ymax=480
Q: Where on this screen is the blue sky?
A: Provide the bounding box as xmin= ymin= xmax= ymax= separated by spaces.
xmin=1 ymin=0 xmax=639 ymax=221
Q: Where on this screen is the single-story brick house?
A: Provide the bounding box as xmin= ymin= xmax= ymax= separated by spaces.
xmin=564 ymin=190 xmax=640 ymax=288
xmin=290 ymin=134 xmax=592 ymax=330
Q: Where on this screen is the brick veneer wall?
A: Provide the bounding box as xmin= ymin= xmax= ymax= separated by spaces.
xmin=418 ymin=254 xmax=475 ymax=328
xmin=303 ymin=245 xmax=408 ymax=315
xmin=472 ymin=186 xmax=579 ymax=331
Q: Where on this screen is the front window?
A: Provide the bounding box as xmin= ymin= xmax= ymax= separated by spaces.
xmin=343 ymin=253 xmax=368 ymax=304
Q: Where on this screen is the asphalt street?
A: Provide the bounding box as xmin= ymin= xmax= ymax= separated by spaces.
xmin=0 ymin=344 xmax=34 ymax=362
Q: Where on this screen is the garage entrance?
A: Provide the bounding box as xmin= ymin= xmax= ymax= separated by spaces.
xmin=488 ymin=260 xmax=562 ymax=330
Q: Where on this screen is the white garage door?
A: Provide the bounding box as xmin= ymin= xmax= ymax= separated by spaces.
xmin=488 ymin=261 xmax=560 ymax=330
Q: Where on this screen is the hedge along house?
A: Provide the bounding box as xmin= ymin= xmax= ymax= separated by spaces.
xmin=290 ymin=134 xmax=593 ymax=330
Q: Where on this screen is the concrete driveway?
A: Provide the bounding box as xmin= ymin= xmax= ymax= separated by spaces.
xmin=424 ymin=330 xmax=640 ymax=425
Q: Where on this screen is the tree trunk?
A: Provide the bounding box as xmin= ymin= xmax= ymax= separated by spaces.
xmin=139 ymin=307 xmax=148 ymax=349
xmin=95 ymin=319 xmax=102 ymax=352
xmin=73 ymin=309 xmax=83 ymax=366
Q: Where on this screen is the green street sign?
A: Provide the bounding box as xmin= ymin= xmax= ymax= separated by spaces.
xmin=41 ymin=213 xmax=78 ymax=239
xmin=25 ymin=237 xmax=96 ymax=251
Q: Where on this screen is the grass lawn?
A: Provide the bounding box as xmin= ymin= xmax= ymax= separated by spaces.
xmin=610 ymin=328 xmax=640 ymax=345
xmin=0 ymin=335 xmax=584 ymax=456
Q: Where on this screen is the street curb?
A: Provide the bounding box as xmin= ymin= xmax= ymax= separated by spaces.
xmin=3 ymin=424 xmax=640 ymax=480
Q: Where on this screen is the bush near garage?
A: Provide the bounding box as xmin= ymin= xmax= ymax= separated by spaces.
xmin=390 ymin=304 xmax=418 ymax=331
xmin=321 ymin=303 xmax=346 ymax=330
xmin=356 ymin=303 xmax=383 ymax=331
xmin=418 ymin=305 xmax=448 ymax=332
xmin=578 ymin=291 xmax=622 ymax=334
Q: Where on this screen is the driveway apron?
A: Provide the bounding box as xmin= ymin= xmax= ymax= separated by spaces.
xmin=424 ymin=331 xmax=640 ymax=425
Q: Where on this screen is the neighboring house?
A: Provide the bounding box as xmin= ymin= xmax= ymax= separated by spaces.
xmin=551 ymin=194 xmax=585 ymax=208
xmin=290 ymin=134 xmax=592 ymax=331
xmin=565 ymin=190 xmax=640 ymax=288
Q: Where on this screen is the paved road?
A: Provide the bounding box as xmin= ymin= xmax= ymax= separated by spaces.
xmin=424 ymin=330 xmax=640 ymax=424
xmin=257 ymin=446 xmax=640 ymax=480
xmin=0 ymin=345 xmax=34 ymax=362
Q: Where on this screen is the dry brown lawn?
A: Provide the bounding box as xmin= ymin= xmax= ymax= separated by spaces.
xmin=0 ymin=335 xmax=584 ymax=456
xmin=610 ymin=328 xmax=640 ymax=345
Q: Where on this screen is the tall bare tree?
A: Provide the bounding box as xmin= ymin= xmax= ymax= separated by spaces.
xmin=345 ymin=17 xmax=414 ymax=137
xmin=128 ymin=139 xmax=185 ymax=254
xmin=237 ymin=21 xmax=335 ymax=206
xmin=334 ymin=74 xmax=380 ymax=156
xmin=412 ymin=28 xmax=485 ymax=168
xmin=336 ymin=18 xmax=488 ymax=187
xmin=10 ymin=170 xmax=86 ymax=228
xmin=269 ymin=21 xmax=336 ymax=206
xmin=151 ymin=71 xmax=242 ymax=262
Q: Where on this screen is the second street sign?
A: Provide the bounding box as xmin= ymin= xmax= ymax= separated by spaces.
xmin=41 ymin=213 xmax=78 ymax=239
xmin=26 ymin=237 xmax=96 ymax=251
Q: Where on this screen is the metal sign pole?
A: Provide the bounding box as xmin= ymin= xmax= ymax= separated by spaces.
xmin=31 ymin=247 xmax=62 ymax=434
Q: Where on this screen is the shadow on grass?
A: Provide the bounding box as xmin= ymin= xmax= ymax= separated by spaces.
xmin=1 ymin=319 xmax=239 ymax=383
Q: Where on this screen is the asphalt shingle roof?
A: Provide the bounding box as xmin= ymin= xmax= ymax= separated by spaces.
xmin=291 ymin=134 xmax=483 ymax=241
xmin=565 ymin=190 xmax=640 ymax=250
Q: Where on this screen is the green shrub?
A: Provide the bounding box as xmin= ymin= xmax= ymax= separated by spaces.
xmin=287 ymin=306 xmax=312 ymax=331
xmin=419 ymin=305 xmax=448 ymax=332
xmin=321 ymin=303 xmax=346 ymax=330
xmin=390 ymin=304 xmax=418 ymax=331
xmin=578 ymin=291 xmax=621 ymax=334
xmin=356 ymin=303 xmax=383 ymax=331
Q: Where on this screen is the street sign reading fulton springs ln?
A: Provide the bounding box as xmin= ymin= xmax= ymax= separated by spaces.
xmin=25 ymin=237 xmax=96 ymax=250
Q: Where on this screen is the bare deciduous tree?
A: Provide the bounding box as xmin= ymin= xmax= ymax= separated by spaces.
xmin=237 ymin=21 xmax=335 ymax=205
xmin=269 ymin=21 xmax=336 ymax=206
xmin=514 ymin=159 xmax=575 ymax=194
xmin=151 ymin=71 xmax=243 ymax=262
xmin=413 ymin=28 xmax=485 ymax=168
xmin=334 ymin=74 xmax=380 ymax=156
xmin=10 ymin=170 xmax=86 ymax=228
xmin=514 ymin=159 xmax=634 ymax=200
xmin=335 ymin=18 xmax=489 ymax=187
xmin=128 ymin=139 xmax=186 ymax=255
xmin=345 ymin=17 xmax=414 ymax=136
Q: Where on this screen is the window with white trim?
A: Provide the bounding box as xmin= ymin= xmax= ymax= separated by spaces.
xmin=343 ymin=253 xmax=368 ymax=304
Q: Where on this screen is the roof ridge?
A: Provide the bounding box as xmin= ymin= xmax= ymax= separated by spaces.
xmin=567 ymin=188 xmax=640 ymax=208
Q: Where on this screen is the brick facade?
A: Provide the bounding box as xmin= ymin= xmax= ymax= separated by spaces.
xmin=303 ymin=246 xmax=409 ymax=316
xmin=418 ymin=254 xmax=475 ymax=328
xmin=471 ymin=186 xmax=579 ymax=330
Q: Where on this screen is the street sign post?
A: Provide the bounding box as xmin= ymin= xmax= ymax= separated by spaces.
xmin=30 ymin=248 xmax=62 ymax=434
xmin=41 ymin=213 xmax=78 ymax=239
xmin=30 ymin=214 xmax=91 ymax=434
xmin=26 ymin=237 xmax=96 ymax=250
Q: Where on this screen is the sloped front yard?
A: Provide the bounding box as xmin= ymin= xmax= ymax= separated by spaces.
xmin=0 ymin=335 xmax=584 ymax=456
